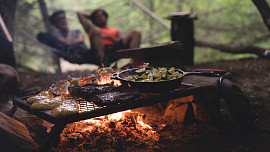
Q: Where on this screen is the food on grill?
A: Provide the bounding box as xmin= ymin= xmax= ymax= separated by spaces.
xmin=51 ymin=99 xmax=79 ymax=117
xmin=124 ymin=67 xmax=183 ymax=82
xmin=27 ymin=91 xmax=50 ymax=103
xmin=31 ymin=96 xmax=62 ymax=110
xmin=68 ymin=83 xmax=115 ymax=99
xmin=92 ymin=86 xmax=139 ymax=106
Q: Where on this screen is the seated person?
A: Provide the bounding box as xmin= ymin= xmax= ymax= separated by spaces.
xmin=77 ymin=8 xmax=141 ymax=64
xmin=37 ymin=10 xmax=102 ymax=65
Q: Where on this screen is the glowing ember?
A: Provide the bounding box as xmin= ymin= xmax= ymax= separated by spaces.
xmin=54 ymin=110 xmax=159 ymax=151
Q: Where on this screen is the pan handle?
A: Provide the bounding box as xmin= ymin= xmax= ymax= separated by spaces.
xmin=110 ymin=73 xmax=121 ymax=80
xmin=183 ymin=71 xmax=220 ymax=77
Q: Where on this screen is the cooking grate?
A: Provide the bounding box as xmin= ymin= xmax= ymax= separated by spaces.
xmin=64 ymin=95 xmax=103 ymax=113
xmin=76 ymin=98 xmax=102 ymax=113
xmin=10 ymin=83 xmax=213 ymax=152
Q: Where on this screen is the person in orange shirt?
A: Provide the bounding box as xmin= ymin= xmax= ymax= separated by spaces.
xmin=77 ymin=8 xmax=141 ymax=64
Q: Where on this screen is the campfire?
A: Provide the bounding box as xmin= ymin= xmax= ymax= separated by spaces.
xmin=47 ymin=67 xmax=160 ymax=151
xmin=9 ymin=65 xmax=233 ymax=152
xmin=54 ymin=110 xmax=159 ymax=151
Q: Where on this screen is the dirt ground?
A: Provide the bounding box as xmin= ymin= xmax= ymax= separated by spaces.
xmin=17 ymin=57 xmax=270 ymax=152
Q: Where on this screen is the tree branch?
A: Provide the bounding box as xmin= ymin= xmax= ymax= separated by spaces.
xmin=252 ymin=0 xmax=270 ymax=31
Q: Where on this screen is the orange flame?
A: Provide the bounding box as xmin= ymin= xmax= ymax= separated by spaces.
xmin=78 ymin=110 xmax=153 ymax=131
xmin=64 ymin=89 xmax=69 ymax=95
xmin=94 ymin=74 xmax=122 ymax=86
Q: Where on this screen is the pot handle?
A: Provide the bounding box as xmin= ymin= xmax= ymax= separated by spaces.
xmin=183 ymin=71 xmax=220 ymax=77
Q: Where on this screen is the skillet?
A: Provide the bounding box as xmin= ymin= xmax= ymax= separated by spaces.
xmin=111 ymin=67 xmax=220 ymax=92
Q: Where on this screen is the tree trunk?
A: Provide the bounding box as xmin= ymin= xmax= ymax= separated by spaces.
xmin=251 ymin=0 xmax=270 ymax=31
xmin=37 ymin=0 xmax=53 ymax=33
xmin=0 ymin=0 xmax=17 ymax=66
xmin=37 ymin=0 xmax=61 ymax=73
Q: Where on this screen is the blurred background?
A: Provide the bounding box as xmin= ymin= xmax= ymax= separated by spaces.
xmin=14 ymin=0 xmax=269 ymax=72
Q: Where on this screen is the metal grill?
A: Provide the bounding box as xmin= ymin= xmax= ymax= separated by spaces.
xmin=76 ymin=98 xmax=103 ymax=113
xmin=64 ymin=95 xmax=103 ymax=113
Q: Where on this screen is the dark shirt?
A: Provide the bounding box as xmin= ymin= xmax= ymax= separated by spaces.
xmin=53 ymin=29 xmax=82 ymax=41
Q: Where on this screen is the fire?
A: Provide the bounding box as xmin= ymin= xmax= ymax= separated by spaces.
xmin=95 ymin=75 xmax=111 ymax=85
xmin=64 ymin=89 xmax=69 ymax=95
xmin=55 ymin=110 xmax=159 ymax=151
xmin=94 ymin=75 xmax=122 ymax=86
xmin=138 ymin=62 xmax=149 ymax=68
xmin=94 ymin=67 xmax=122 ymax=86
xmin=48 ymin=66 xmax=160 ymax=151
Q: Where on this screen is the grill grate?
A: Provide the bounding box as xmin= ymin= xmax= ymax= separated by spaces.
xmin=62 ymin=96 xmax=103 ymax=113
xmin=75 ymin=98 xmax=103 ymax=113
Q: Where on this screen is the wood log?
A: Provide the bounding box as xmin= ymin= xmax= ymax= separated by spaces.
xmin=196 ymin=40 xmax=270 ymax=58
xmin=0 ymin=112 xmax=39 ymax=151
xmin=161 ymin=95 xmax=193 ymax=125
xmin=110 ymin=41 xmax=182 ymax=59
xmin=161 ymin=102 xmax=188 ymax=125
xmin=192 ymin=103 xmax=211 ymax=122
xmin=109 ymin=41 xmax=184 ymax=68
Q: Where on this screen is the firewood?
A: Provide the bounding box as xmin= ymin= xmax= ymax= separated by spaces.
xmin=162 ymin=101 xmax=188 ymax=125
xmin=192 ymin=103 xmax=211 ymax=122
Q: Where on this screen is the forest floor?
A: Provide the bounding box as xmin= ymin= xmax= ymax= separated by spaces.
xmin=16 ymin=57 xmax=270 ymax=152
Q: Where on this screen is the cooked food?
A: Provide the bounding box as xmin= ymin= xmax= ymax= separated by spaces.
xmin=27 ymin=91 xmax=50 ymax=103
xmin=51 ymin=99 xmax=79 ymax=117
xmin=31 ymin=96 xmax=62 ymax=110
xmin=124 ymin=67 xmax=183 ymax=82
xmin=68 ymin=83 xmax=115 ymax=100
xmin=92 ymin=86 xmax=139 ymax=106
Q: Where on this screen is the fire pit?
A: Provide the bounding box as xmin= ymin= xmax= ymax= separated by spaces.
xmin=8 ymin=67 xmax=249 ymax=151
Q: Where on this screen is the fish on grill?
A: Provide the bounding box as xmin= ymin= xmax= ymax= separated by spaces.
xmin=92 ymin=86 xmax=140 ymax=106
xmin=68 ymin=83 xmax=115 ymax=99
xmin=68 ymin=84 xmax=139 ymax=106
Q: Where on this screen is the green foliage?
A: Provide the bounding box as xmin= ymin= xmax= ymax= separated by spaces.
xmin=14 ymin=0 xmax=270 ymax=72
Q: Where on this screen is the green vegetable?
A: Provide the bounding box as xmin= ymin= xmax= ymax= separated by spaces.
xmin=124 ymin=67 xmax=182 ymax=82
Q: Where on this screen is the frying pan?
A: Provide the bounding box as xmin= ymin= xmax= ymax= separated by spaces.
xmin=111 ymin=68 xmax=220 ymax=92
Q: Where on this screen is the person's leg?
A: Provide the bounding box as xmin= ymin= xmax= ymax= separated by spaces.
xmin=122 ymin=29 xmax=141 ymax=67
xmin=122 ymin=29 xmax=141 ymax=49
xmin=90 ymin=28 xmax=105 ymax=58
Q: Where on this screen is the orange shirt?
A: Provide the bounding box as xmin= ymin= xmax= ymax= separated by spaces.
xmin=88 ymin=27 xmax=118 ymax=45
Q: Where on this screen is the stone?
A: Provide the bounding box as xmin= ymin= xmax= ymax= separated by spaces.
xmin=0 ymin=64 xmax=20 ymax=95
xmin=0 ymin=112 xmax=39 ymax=151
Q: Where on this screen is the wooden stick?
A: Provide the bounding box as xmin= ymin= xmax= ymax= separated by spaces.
xmin=0 ymin=14 xmax=13 ymax=42
xmin=130 ymin=0 xmax=171 ymax=30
